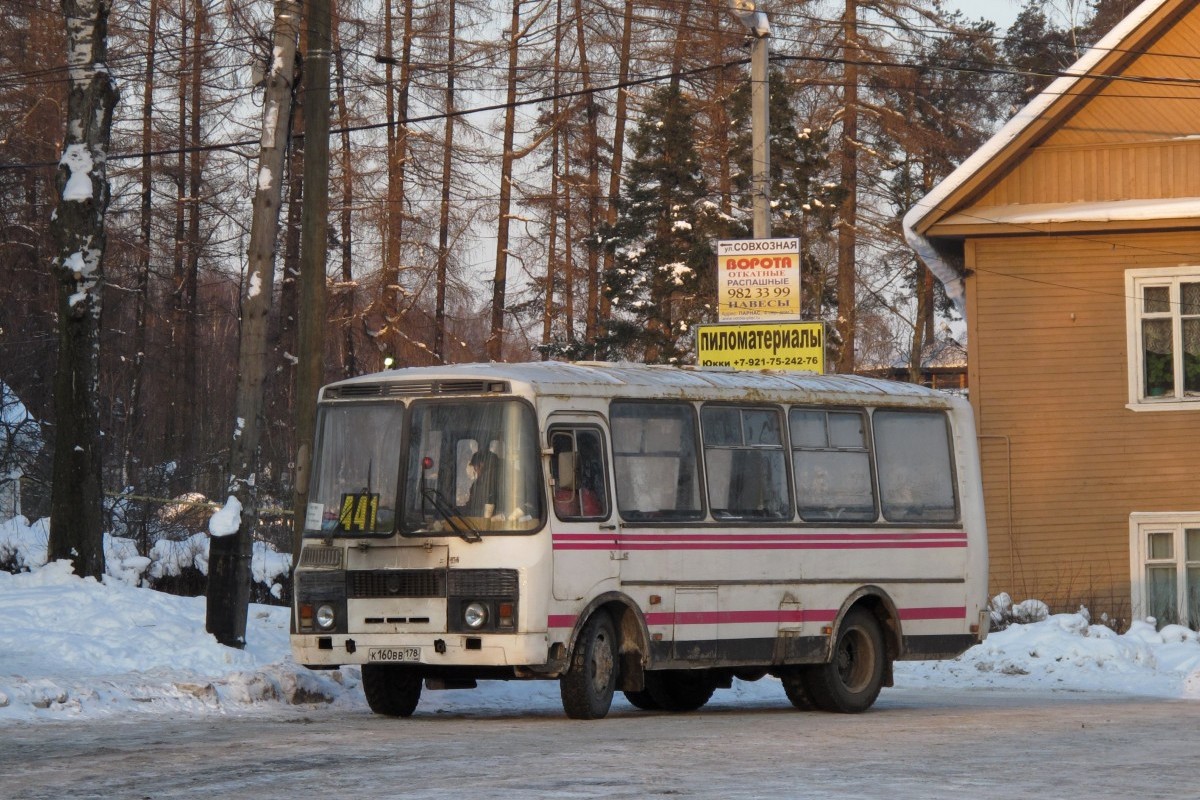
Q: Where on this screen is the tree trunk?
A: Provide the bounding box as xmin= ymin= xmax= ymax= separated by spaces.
xmin=488 ymin=0 xmax=522 ymax=361
xmin=124 ymin=0 xmax=159 ymax=491
xmin=836 ymin=0 xmax=858 ymax=374
xmin=333 ymin=19 xmax=357 ymax=377
xmin=183 ymin=0 xmax=206 ymax=478
xmin=206 ymin=0 xmax=300 ymax=649
xmin=597 ymin=0 xmax=633 ymax=347
xmin=376 ymin=0 xmax=412 ymax=360
xmin=167 ymin=16 xmax=188 ymax=473
xmin=434 ymin=0 xmax=457 ymax=362
xmin=572 ymin=0 xmax=601 ymax=345
xmin=542 ymin=0 xmax=563 ymax=357
xmin=46 ymin=0 xmax=118 ymax=579
xmin=293 ymin=0 xmax=331 ymax=559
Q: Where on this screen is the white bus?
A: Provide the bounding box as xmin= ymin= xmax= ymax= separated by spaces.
xmin=292 ymin=361 xmax=988 ymax=719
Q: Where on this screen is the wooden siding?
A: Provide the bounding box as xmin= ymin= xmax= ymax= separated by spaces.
xmin=977 ymin=139 xmax=1200 ymax=207
xmin=1044 ymin=12 xmax=1200 ymax=148
xmin=970 ymin=10 xmax=1200 ymax=209
xmin=966 ymin=233 xmax=1200 ymax=624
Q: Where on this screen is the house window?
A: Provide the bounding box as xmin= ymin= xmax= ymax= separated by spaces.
xmin=1126 ymin=268 xmax=1200 ymax=409
xmin=1129 ymin=513 xmax=1200 ymax=629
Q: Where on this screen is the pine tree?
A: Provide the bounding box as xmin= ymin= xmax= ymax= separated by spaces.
xmin=729 ymin=68 xmax=841 ymax=319
xmin=602 ymin=86 xmax=726 ymax=364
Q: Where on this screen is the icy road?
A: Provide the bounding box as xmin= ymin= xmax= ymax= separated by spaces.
xmin=3 ymin=686 xmax=1198 ymax=800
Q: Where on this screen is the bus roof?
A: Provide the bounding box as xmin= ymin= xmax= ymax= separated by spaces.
xmin=323 ymin=362 xmax=962 ymax=408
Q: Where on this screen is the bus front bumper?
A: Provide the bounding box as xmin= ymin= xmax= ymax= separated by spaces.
xmin=292 ymin=631 xmax=552 ymax=670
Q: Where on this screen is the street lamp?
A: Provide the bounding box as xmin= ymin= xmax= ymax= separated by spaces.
xmin=729 ymin=0 xmax=771 ymax=239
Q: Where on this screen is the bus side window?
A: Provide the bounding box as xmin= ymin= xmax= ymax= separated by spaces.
xmin=873 ymin=410 xmax=958 ymax=523
xmin=702 ymin=405 xmax=791 ymax=521
xmin=611 ymin=401 xmax=704 ymax=521
xmin=550 ymin=427 xmax=610 ymax=520
xmin=790 ymin=408 xmax=877 ymax=523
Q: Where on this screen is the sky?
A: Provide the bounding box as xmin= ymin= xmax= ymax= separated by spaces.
xmin=949 ymin=0 xmax=1024 ymax=30
xmin=3 ymin=513 xmax=1200 ymax=724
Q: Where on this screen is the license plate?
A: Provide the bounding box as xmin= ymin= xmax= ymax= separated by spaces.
xmin=367 ymin=646 xmax=421 ymax=663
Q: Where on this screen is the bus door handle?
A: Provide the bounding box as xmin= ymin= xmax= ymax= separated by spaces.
xmin=597 ymin=523 xmax=625 ymax=560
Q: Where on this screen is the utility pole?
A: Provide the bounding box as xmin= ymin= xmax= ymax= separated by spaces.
xmin=293 ymin=0 xmax=330 ymax=559
xmin=730 ymin=1 xmax=772 ymax=239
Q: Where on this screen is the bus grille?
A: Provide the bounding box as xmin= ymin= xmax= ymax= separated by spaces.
xmin=348 ymin=570 xmax=447 ymax=598
xmin=299 ymin=546 xmax=343 ymax=568
xmin=449 ymin=569 xmax=519 ymax=596
xmin=344 ymin=569 xmax=518 ymax=599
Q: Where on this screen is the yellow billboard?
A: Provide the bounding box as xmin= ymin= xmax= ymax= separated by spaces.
xmin=696 ymin=321 xmax=824 ymax=372
xmin=716 ymin=238 xmax=802 ymax=321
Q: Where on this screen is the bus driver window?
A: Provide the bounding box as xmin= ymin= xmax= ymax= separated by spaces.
xmin=551 ymin=428 xmax=608 ymax=520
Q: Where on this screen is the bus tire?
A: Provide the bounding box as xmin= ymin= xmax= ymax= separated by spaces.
xmin=560 ymin=610 xmax=618 ymax=720
xmin=780 ymin=668 xmax=817 ymax=711
xmin=622 ymin=688 xmax=662 ymax=711
xmin=645 ymin=670 xmax=716 ymax=712
xmin=804 ymin=608 xmax=885 ymax=713
xmin=362 ymin=664 xmax=422 ymax=717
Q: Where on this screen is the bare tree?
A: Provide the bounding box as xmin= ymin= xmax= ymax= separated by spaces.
xmin=46 ymin=0 xmax=118 ymax=579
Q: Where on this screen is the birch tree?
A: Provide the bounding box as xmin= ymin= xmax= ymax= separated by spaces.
xmin=45 ymin=0 xmax=118 ymax=579
xmin=206 ymin=0 xmax=300 ymax=649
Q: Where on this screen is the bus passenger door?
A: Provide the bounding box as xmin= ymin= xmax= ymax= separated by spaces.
xmin=549 ymin=421 xmax=620 ymax=601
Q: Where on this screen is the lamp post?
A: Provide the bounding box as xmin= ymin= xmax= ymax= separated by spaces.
xmin=730 ymin=0 xmax=771 ymax=239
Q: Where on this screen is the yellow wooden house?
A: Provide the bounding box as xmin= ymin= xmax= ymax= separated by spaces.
xmin=905 ymin=0 xmax=1200 ymax=628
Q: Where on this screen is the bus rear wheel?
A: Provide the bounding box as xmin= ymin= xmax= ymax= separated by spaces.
xmin=560 ymin=610 xmax=618 ymax=719
xmin=362 ymin=664 xmax=422 ymax=717
xmin=644 ymin=670 xmax=716 ymax=712
xmin=804 ymin=608 xmax=885 ymax=713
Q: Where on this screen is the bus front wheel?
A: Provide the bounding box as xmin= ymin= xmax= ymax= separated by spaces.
xmin=362 ymin=664 xmax=422 ymax=717
xmin=804 ymin=608 xmax=885 ymax=713
xmin=560 ymin=610 xmax=618 ymax=719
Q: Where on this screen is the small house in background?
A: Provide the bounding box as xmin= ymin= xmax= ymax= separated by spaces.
xmin=862 ymin=332 xmax=968 ymax=392
xmin=905 ymin=0 xmax=1200 ymax=629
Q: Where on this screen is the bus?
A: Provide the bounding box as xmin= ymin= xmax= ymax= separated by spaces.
xmin=291 ymin=361 xmax=988 ymax=719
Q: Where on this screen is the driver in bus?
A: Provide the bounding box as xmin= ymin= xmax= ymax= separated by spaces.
xmin=463 ymin=449 xmax=500 ymax=518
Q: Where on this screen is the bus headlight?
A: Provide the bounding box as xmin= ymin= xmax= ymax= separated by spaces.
xmin=463 ymin=602 xmax=488 ymax=629
xmin=315 ymin=604 xmax=337 ymax=631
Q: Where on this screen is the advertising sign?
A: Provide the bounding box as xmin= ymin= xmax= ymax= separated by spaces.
xmin=716 ymin=238 xmax=802 ymax=321
xmin=697 ymin=321 xmax=824 ymax=373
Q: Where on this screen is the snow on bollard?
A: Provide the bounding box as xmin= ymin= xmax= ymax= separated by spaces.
xmin=208 ymin=496 xmax=243 ymax=538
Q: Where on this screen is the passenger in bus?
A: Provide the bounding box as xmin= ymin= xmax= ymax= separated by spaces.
xmin=554 ymin=484 xmax=603 ymax=518
xmin=463 ymin=449 xmax=500 ymax=517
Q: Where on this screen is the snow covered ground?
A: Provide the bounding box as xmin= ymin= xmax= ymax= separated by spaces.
xmin=3 ymin=514 xmax=1200 ymax=726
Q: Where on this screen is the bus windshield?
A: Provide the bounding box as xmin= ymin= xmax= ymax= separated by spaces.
xmin=307 ymin=403 xmax=404 ymax=536
xmin=401 ymin=399 xmax=545 ymax=535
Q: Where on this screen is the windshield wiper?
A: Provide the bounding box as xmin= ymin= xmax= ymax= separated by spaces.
xmin=421 ymin=487 xmax=482 ymax=543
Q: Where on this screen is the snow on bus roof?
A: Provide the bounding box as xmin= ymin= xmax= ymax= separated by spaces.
xmin=328 ymin=361 xmax=950 ymax=403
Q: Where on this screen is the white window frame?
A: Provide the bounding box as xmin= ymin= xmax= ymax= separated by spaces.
xmin=1129 ymin=512 xmax=1200 ymax=628
xmin=1125 ymin=267 xmax=1200 ymax=411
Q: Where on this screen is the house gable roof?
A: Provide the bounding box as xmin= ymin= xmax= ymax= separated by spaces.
xmin=902 ymin=0 xmax=1200 ymax=309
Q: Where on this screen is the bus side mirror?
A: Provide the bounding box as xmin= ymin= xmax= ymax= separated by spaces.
xmin=556 ymin=451 xmax=577 ymax=491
